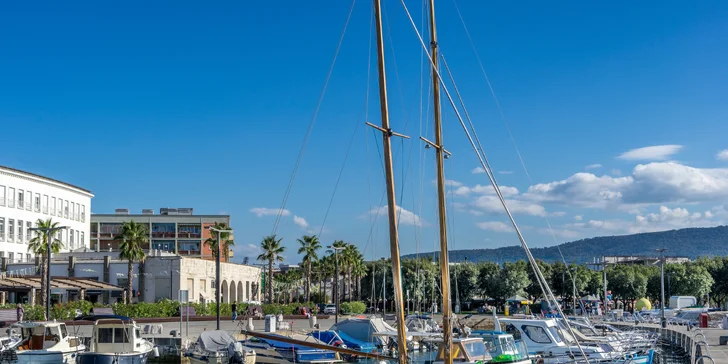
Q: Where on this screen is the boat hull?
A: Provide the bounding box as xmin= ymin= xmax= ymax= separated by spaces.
xmin=77 ymin=350 xmax=152 ymax=364
xmin=13 ymin=347 xmax=86 ymax=364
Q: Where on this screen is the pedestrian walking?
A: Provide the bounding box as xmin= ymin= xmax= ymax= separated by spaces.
xmin=16 ymin=304 xmax=24 ymax=322
xmin=231 ymin=301 xmax=238 ymax=322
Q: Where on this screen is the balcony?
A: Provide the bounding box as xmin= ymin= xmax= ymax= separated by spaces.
xmin=90 ymin=232 xmax=98 ymax=238
xmin=177 ymin=232 xmax=202 ymax=239
xmin=178 ymin=250 xmax=202 ymax=256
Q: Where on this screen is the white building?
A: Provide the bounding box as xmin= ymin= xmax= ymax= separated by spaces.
xmin=0 ymin=166 xmax=93 ymax=262
xmin=3 ymin=250 xmax=262 ymax=304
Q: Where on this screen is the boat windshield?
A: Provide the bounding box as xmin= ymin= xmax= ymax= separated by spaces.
xmin=462 ymin=340 xmax=489 ymax=360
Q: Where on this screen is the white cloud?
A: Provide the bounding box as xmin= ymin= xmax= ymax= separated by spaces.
xmin=574 ymin=215 xmax=583 ymax=221
xmin=453 ymin=184 xmax=519 ymax=197
xmin=551 ymin=211 xmax=567 ymax=217
xmin=499 ymin=171 xmax=514 ymax=175
xmin=472 ymin=195 xmax=546 ymax=216
xmin=610 ymin=169 xmax=622 ymax=176
xmin=538 ymin=227 xmax=581 ymax=239
xmin=559 ymin=205 xmax=720 ymax=236
xmin=717 ymin=149 xmax=728 ymax=161
xmin=524 ymin=162 xmax=728 ymax=209
xmin=476 ymin=221 xmax=513 ymax=233
xmin=250 ymin=207 xmax=291 ymax=217
xmin=293 ymin=215 xmax=309 ymax=229
xmin=617 ymin=145 xmax=683 ymax=161
xmin=472 ymin=167 xmax=485 ymax=174
xmin=367 ymin=206 xmax=425 ymax=226
xmin=585 ymin=164 xmax=602 ymax=170
xmin=445 ymin=179 xmax=463 ymax=187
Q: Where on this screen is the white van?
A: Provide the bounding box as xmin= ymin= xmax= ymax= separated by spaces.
xmin=669 ymin=296 xmax=697 ymax=309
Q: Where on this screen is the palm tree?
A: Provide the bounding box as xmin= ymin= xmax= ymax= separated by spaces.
xmin=297 ymin=235 xmax=321 ymax=303
xmin=352 ymin=254 xmax=367 ymax=300
xmin=116 ymin=220 xmax=148 ymax=304
xmin=342 ymin=244 xmax=359 ymax=301
xmin=204 ymin=222 xmax=234 ymax=261
xmin=28 ymin=218 xmax=64 ymax=314
xmin=257 ymin=235 xmax=285 ymax=303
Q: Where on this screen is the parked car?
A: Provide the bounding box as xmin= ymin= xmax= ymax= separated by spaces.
xmin=323 ymin=304 xmax=337 ymax=314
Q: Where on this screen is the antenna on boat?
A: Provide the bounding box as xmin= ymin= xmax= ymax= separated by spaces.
xmin=366 ymin=0 xmax=409 ymax=362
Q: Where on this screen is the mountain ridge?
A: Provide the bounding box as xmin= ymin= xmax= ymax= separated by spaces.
xmin=401 ymin=225 xmax=728 ymax=264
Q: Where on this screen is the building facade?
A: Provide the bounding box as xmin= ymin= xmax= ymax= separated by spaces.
xmin=4 ymin=251 xmax=261 ymax=304
xmin=0 ymin=166 xmax=93 ymax=262
xmin=91 ymin=208 xmax=233 ymax=261
xmin=602 ymin=255 xmax=691 ymax=265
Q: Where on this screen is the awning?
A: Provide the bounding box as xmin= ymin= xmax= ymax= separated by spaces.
xmin=0 ymin=276 xmax=123 ymax=292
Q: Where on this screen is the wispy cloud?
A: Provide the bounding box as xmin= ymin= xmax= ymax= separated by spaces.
xmin=476 ymin=221 xmax=513 ymax=233
xmin=585 ymin=164 xmax=602 ymax=170
xmin=617 ymin=145 xmax=683 ymax=161
xmin=293 ymin=215 xmax=309 ymax=229
xmin=574 ymin=215 xmax=583 ymax=221
xmin=471 ymin=167 xmax=485 ymax=174
xmin=717 ymin=149 xmax=728 ymax=161
xmin=250 ymin=207 xmax=291 ymax=217
xmin=367 ymin=206 xmax=425 ymax=226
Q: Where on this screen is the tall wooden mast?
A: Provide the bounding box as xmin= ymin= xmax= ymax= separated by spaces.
xmin=369 ymin=0 xmax=409 ymax=362
xmin=428 ymin=0 xmax=453 ymax=363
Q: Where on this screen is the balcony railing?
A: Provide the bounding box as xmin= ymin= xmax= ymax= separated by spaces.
xmin=177 ymin=232 xmax=202 ymax=238
xmin=151 ymin=232 xmax=176 ymax=238
xmin=98 ymin=232 xmax=116 ymax=239
xmin=81 ymin=213 xmax=85 ymax=222
xmin=25 ymin=201 xmax=32 ymax=210
xmin=8 ymin=233 xmax=14 ymax=242
xmin=17 ymin=200 xmax=24 ymax=209
xmin=7 ymin=199 xmax=14 ymax=208
xmin=90 ymin=232 xmax=98 ymax=238
xmin=42 ymin=207 xmax=48 ymax=214
xmin=64 ymin=210 xmax=69 ymax=218
xmin=0 ymin=197 xmax=4 ymax=206
xmin=35 ymin=205 xmax=40 ymax=212
xmin=50 ymin=208 xmax=55 ymax=215
xmin=178 ymin=250 xmax=201 ymax=255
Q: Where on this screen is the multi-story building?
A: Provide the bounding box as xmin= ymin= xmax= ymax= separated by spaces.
xmin=0 ymin=166 xmax=93 ymax=262
xmin=90 ymin=208 xmax=233 ymax=261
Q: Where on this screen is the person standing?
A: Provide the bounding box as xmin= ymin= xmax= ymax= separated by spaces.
xmin=16 ymin=304 xmax=24 ymax=322
xmin=231 ymin=301 xmax=238 ymax=322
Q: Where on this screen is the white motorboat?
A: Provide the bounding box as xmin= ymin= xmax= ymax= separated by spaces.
xmin=0 ymin=321 xmax=86 ymax=363
xmin=75 ymin=315 xmax=155 ymax=364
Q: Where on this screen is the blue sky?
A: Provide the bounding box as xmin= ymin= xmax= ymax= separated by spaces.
xmin=1 ymin=1 xmax=727 ymax=263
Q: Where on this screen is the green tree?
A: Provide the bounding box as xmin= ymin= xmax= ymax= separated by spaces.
xmin=701 ymin=256 xmax=728 ymax=308
xmin=204 ymin=222 xmax=234 ymax=261
xmin=28 ymin=218 xmax=64 ymax=315
xmin=477 ymin=262 xmax=501 ymax=299
xmin=297 ymin=235 xmax=321 ymax=302
xmin=258 ymin=235 xmax=285 ymax=303
xmin=116 ymin=220 xmax=148 ymax=304
xmin=525 ymin=260 xmax=552 ymax=300
xmin=450 ymin=262 xmax=478 ymax=305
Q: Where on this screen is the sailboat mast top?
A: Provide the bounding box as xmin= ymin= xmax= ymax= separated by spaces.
xmin=427 ymin=0 xmax=453 ymax=364
xmin=371 ymin=0 xmax=408 ymax=362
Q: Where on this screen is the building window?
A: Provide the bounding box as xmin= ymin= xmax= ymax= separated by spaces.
xmin=51 ymin=197 xmax=56 ymax=215
xmin=17 ymin=190 xmax=24 ymax=210
xmin=0 ymin=185 xmax=5 ymax=206
xmin=81 ymin=205 xmax=85 ymax=222
xmin=81 ymin=232 xmax=85 ymax=247
xmin=17 ymin=220 xmax=23 ymax=243
xmin=70 ymin=230 xmax=75 ymax=249
xmin=8 ymin=188 xmax=14 ymax=208
xmin=178 ymin=240 xmax=201 ymax=254
xmin=25 ymin=190 xmax=32 ymax=210
xmin=200 ymin=280 xmax=206 ymax=293
xmin=43 ymin=195 xmax=48 ymax=214
xmin=58 ymin=198 xmax=63 ymax=217
xmin=34 ymin=193 xmax=40 ymax=212
xmin=0 ymin=218 xmax=4 ymax=242
xmin=8 ymin=253 xmax=13 ymax=263
xmin=64 ymin=200 xmax=69 ymax=218
xmin=26 ymin=221 xmax=31 ymax=241
xmin=8 ymin=219 xmax=14 ymax=242
xmin=26 ymin=254 xmax=30 ymax=262
xmin=71 ymin=202 xmax=75 ymax=220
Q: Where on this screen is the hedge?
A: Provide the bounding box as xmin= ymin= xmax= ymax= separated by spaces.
xmin=340 ymin=301 xmax=366 ymax=314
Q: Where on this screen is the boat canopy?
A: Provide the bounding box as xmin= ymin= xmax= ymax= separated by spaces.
xmin=330 ymin=317 xmax=396 ymax=346
xmin=197 ymin=330 xmax=237 ymax=352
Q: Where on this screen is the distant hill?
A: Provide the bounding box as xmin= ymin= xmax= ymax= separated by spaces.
xmin=402 ymin=225 xmax=728 ymax=264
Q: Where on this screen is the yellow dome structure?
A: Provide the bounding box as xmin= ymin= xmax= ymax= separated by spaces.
xmin=635 ymin=298 xmax=652 ymax=311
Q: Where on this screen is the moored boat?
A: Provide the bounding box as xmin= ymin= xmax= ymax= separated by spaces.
xmin=0 ymin=321 xmax=86 ymax=363
xmin=75 ymin=315 xmax=154 ymax=364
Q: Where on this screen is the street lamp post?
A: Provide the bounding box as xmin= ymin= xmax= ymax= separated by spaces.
xmin=327 ymin=245 xmax=344 ymax=323
xmin=656 ymin=248 xmax=668 ymax=328
xmin=29 ymin=225 xmax=69 ymax=320
xmin=207 ymin=226 xmax=234 ymax=330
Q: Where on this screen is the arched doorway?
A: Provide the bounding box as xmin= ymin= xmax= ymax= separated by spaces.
xmin=221 ymin=280 xmax=229 ymax=303
xmin=230 ymin=280 xmax=237 ymax=303
xmin=237 ymin=281 xmax=244 ymax=302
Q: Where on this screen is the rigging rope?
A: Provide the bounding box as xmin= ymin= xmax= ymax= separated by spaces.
xmin=317 ymin=3 xmax=376 ymax=238
xmin=396 ymin=1 xmax=591 ymax=361
xmin=271 ymin=0 xmax=358 ymax=235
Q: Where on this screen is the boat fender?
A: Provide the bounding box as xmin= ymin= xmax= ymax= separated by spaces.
xmin=153 ymin=346 xmax=160 ymax=358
